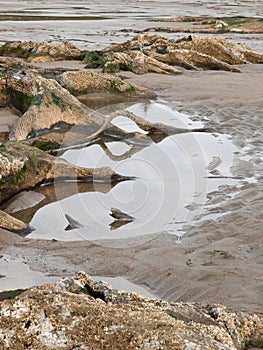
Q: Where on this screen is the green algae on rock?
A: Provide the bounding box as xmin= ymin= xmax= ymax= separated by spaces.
xmin=0 ymin=41 xmax=83 ymax=63
xmin=59 ymin=69 xmax=154 ymax=96
xmin=0 ymin=67 xmax=154 ymax=141
xmin=0 ymin=142 xmax=132 ymax=205
xmin=152 ymin=16 xmax=263 ymax=34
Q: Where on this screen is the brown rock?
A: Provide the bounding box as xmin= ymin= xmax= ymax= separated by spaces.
xmin=59 ymin=69 xmax=155 ymax=95
xmin=0 ymin=209 xmax=33 ymax=234
xmin=0 ymin=142 xmax=133 ymax=204
xmin=104 ymin=51 xmax=182 ymax=74
xmin=3 ymin=71 xmax=90 ymax=141
xmin=101 ymin=34 xmax=263 ymax=73
xmin=0 ymin=41 xmax=82 ymax=62
xmin=0 ymin=272 xmax=262 ymax=349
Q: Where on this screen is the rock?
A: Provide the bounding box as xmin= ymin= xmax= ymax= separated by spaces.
xmin=0 ymin=41 xmax=83 ymax=62
xmin=1 ymin=70 xmax=91 ymax=141
xmin=109 ymin=207 xmax=135 ymax=230
xmin=0 ymin=68 xmax=154 ymax=141
xmin=0 ymin=272 xmax=262 ymax=349
xmin=59 ymin=69 xmax=154 ymax=96
xmin=0 ymin=142 xmax=133 ymax=204
xmin=3 ymin=191 xmax=45 ymax=214
xmin=64 ymin=214 xmax=84 ymax=231
xmin=100 ymin=34 xmax=263 ymax=73
xmin=152 ymin=16 xmax=263 ymax=34
xmin=103 ymin=51 xmax=182 ymax=74
xmin=0 ymin=209 xmax=33 ymax=234
xmin=110 ymin=207 xmax=134 ymax=221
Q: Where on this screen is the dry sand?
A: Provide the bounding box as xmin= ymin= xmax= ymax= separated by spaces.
xmin=1 ymin=64 xmax=262 ymax=313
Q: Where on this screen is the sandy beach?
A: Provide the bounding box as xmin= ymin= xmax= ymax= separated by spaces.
xmin=0 ymin=0 xmax=262 ymax=315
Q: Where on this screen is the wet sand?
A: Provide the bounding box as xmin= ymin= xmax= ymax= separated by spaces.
xmin=0 ymin=0 xmax=263 ymax=51
xmin=1 ymin=63 xmax=263 ymax=312
xmin=0 ymin=1 xmax=263 ymax=313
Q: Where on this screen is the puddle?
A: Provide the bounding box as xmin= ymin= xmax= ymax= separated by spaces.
xmin=15 ymin=102 xmax=244 ymax=246
xmin=0 ymin=255 xmax=59 ymax=292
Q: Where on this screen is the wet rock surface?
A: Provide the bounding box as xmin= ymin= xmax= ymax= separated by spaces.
xmin=59 ymin=69 xmax=154 ymax=96
xmin=0 ymin=272 xmax=262 ymax=350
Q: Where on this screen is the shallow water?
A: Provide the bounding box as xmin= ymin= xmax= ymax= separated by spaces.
xmin=23 ymin=102 xmax=246 ymax=245
xmin=0 ymin=0 xmax=262 ymax=51
xmin=0 ymin=255 xmax=59 ymax=291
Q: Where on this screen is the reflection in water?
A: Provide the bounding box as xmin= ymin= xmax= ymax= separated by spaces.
xmin=24 ymin=102 xmax=241 ymax=244
xmin=109 ymin=207 xmax=135 ymax=230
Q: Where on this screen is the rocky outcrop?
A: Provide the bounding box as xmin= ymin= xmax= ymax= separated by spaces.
xmin=0 ymin=272 xmax=262 ymax=349
xmin=1 ymin=71 xmax=92 ymax=141
xmin=0 ymin=142 xmax=132 ymax=204
xmin=0 ymin=67 xmax=154 ymax=141
xmin=151 ymin=16 xmax=263 ymax=34
xmin=0 ymin=41 xmax=83 ymax=62
xmin=102 ymin=51 xmax=182 ymax=74
xmin=59 ymin=69 xmax=154 ymax=95
xmin=95 ymin=34 xmax=263 ymax=73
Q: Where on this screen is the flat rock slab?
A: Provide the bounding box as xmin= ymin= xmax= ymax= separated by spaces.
xmin=3 ymin=191 xmax=46 ymax=214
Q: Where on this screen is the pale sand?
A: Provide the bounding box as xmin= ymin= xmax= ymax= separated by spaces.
xmin=0 ymin=64 xmax=262 ymax=313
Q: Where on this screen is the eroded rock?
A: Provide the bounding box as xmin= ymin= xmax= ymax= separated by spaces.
xmin=0 ymin=272 xmax=262 ymax=349
xmin=0 ymin=41 xmax=83 ymax=62
xmin=1 ymin=71 xmax=91 ymax=141
xmin=0 ymin=142 xmax=132 ymax=204
xmin=59 ymin=69 xmax=154 ymax=95
xmin=3 ymin=191 xmax=45 ymax=214
xmin=0 ymin=67 xmax=154 ymax=141
xmin=103 ymin=51 xmax=182 ymax=74
xmin=0 ymin=209 xmax=33 ymax=234
xmin=152 ymin=16 xmax=263 ymax=34
xmin=99 ymin=34 xmax=263 ymax=73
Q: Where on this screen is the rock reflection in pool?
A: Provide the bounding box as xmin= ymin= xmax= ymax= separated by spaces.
xmin=28 ymin=102 xmax=238 ymax=244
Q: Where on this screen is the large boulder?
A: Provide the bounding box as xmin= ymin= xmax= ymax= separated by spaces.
xmin=0 ymin=272 xmax=262 ymax=349
xmin=2 ymin=71 xmax=91 ymax=141
xmin=1 ymin=68 xmax=154 ymax=141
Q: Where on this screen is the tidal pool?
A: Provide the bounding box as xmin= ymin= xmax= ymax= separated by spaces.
xmin=24 ymin=102 xmax=241 ymax=245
